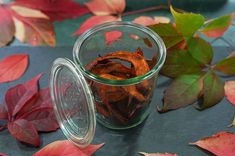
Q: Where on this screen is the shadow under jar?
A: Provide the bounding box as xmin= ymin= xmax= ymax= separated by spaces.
xmin=50 ymin=21 xmax=166 ymax=147
xmin=73 ymin=21 xmax=166 ymax=129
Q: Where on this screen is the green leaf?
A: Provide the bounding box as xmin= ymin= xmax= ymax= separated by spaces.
xmin=188 ymin=37 xmax=213 ymax=65
xmin=197 ymin=70 xmax=224 ymax=109
xmin=148 ymin=23 xmax=184 ymax=49
xmin=200 ymin=15 xmax=233 ymax=38
xmin=170 ymin=6 xmax=205 ymax=37
xmin=214 ymin=57 xmax=235 ymax=75
xmin=159 ymin=74 xmax=204 ymax=112
xmin=161 ymin=49 xmax=203 ymax=78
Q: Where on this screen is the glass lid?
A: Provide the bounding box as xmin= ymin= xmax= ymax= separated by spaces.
xmin=49 ymin=58 xmax=96 ymax=147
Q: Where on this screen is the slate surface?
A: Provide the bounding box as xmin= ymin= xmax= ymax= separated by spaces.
xmin=0 ymin=46 xmax=235 ymax=156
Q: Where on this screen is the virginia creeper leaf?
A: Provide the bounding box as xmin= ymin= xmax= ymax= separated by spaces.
xmin=133 ymin=16 xmax=170 ymax=26
xmin=0 ymin=54 xmax=28 ymax=83
xmin=214 ymin=57 xmax=235 ymax=75
xmin=197 ymin=70 xmax=224 ymax=110
xmin=104 ymin=30 xmax=122 ymax=45
xmin=161 ymin=50 xmax=203 ymax=78
xmin=85 ymin=0 xmax=125 ymax=16
xmin=200 ymin=15 xmax=233 ymax=38
xmin=191 ymin=131 xmax=235 ymax=156
xmin=170 ymin=6 xmax=205 ymax=37
xmin=0 ymin=104 xmax=8 ymax=120
xmin=5 ymin=74 xmax=41 ymax=118
xmin=20 ymin=107 xmax=59 ymax=132
xmin=0 ymin=6 xmax=15 ymax=47
xmin=8 ymin=119 xmax=40 ymax=146
xmin=160 ymin=74 xmax=203 ymax=112
xmin=139 ymin=152 xmax=178 ymax=156
xmin=12 ymin=11 xmax=55 ymax=46
xmin=73 ymin=15 xmax=119 ymax=35
xmin=224 ymin=81 xmax=235 ymax=106
xmin=148 ymin=23 xmax=184 ymax=49
xmin=188 ymin=37 xmax=213 ymax=65
xmin=33 ymin=140 xmax=104 ymax=156
xmin=13 ymin=0 xmax=90 ymax=21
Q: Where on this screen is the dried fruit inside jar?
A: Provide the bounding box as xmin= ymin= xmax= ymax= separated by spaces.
xmin=85 ymin=48 xmax=156 ymax=126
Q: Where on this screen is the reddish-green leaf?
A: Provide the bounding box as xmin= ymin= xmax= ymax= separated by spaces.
xmin=0 ymin=54 xmax=28 ymax=83
xmin=33 ymin=140 xmax=104 ymax=156
xmin=170 ymin=6 xmax=204 ymax=37
xmin=148 ymin=23 xmax=184 ymax=49
xmin=159 ymin=74 xmax=203 ymax=112
xmin=188 ymin=37 xmax=213 ymax=65
xmin=133 ymin=16 xmax=170 ymax=26
xmin=161 ymin=50 xmax=203 ymax=78
xmin=8 ymin=119 xmax=40 ymax=146
xmin=5 ymin=74 xmax=41 ymax=118
xmin=105 ymin=30 xmax=122 ymax=45
xmin=0 ymin=6 xmax=15 ymax=47
xmin=191 ymin=131 xmax=235 ymax=156
xmin=13 ymin=0 xmax=90 ymax=21
xmin=224 ymin=81 xmax=235 ymax=106
xmin=73 ymin=15 xmax=119 ymax=35
xmin=85 ymin=0 xmax=125 ymax=16
xmin=197 ymin=70 xmax=224 ymax=109
xmin=139 ymin=152 xmax=178 ymax=156
xmin=0 ymin=104 xmax=8 ymax=120
xmin=200 ymin=15 xmax=233 ymax=38
xmin=214 ymin=57 xmax=235 ymax=75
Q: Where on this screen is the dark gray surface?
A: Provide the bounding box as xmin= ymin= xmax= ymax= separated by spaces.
xmin=0 ymin=46 xmax=235 ymax=156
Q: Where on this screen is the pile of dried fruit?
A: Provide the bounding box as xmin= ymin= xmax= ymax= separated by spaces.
xmin=86 ymin=48 xmax=156 ymax=125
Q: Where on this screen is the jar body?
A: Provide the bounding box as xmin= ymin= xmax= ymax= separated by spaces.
xmin=73 ymin=22 xmax=166 ymax=129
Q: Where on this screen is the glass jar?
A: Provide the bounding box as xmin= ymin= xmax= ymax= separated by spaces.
xmin=50 ymin=21 xmax=166 ymax=147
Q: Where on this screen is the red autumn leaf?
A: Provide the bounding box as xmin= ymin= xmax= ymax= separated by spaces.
xmin=13 ymin=0 xmax=90 ymax=21
xmin=0 ymin=153 xmax=8 ymax=156
xmin=105 ymin=30 xmax=122 ymax=45
xmin=19 ymin=107 xmax=59 ymax=132
xmin=73 ymin=15 xmax=119 ymax=35
xmin=139 ymin=152 xmax=178 ymax=156
xmin=224 ymin=81 xmax=235 ymax=106
xmin=85 ymin=0 xmax=125 ymax=16
xmin=33 ymin=140 xmax=104 ymax=156
xmin=0 ymin=6 xmax=15 ymax=47
xmin=5 ymin=74 xmax=41 ymax=118
xmin=0 ymin=54 xmax=28 ymax=83
xmin=133 ymin=16 xmax=170 ymax=26
xmin=10 ymin=8 xmax=55 ymax=46
xmin=0 ymin=104 xmax=8 ymax=120
xmin=8 ymin=119 xmax=40 ymax=146
xmin=191 ymin=132 xmax=235 ymax=156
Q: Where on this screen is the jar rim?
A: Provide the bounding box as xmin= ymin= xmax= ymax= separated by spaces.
xmin=73 ymin=21 xmax=166 ymax=86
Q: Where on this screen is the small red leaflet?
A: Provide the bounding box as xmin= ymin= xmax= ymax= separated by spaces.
xmin=0 ymin=74 xmax=59 ymax=147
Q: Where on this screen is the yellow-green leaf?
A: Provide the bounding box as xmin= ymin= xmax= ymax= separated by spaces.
xmin=214 ymin=57 xmax=235 ymax=75
xmin=170 ymin=6 xmax=205 ymax=37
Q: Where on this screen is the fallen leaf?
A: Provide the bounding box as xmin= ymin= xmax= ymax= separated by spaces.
xmin=104 ymin=30 xmax=122 ymax=45
xmin=13 ymin=0 xmax=90 ymax=21
xmin=148 ymin=23 xmax=184 ymax=49
xmin=8 ymin=119 xmax=40 ymax=146
xmin=224 ymin=81 xmax=235 ymax=106
xmin=191 ymin=131 xmax=235 ymax=156
xmin=214 ymin=57 xmax=235 ymax=76
xmin=85 ymin=0 xmax=125 ymax=16
xmin=0 ymin=6 xmax=15 ymax=47
xmin=159 ymin=74 xmax=203 ymax=112
xmin=73 ymin=15 xmax=119 ymax=35
xmin=187 ymin=37 xmax=213 ymax=65
xmin=33 ymin=140 xmax=104 ymax=156
xmin=0 ymin=153 xmax=8 ymax=156
xmin=139 ymin=152 xmax=178 ymax=156
xmin=133 ymin=16 xmax=170 ymax=26
xmin=0 ymin=54 xmax=28 ymax=83
xmin=201 ymin=15 xmax=233 ymax=38
xmin=160 ymin=49 xmax=203 ymax=78
xmin=170 ymin=6 xmax=205 ymax=37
